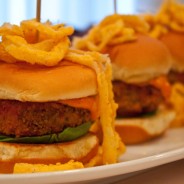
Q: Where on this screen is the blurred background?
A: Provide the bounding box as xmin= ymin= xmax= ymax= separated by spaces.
xmin=0 ymin=0 xmax=183 ymax=31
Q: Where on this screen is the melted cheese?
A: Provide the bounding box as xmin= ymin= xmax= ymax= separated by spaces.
xmin=150 ymin=76 xmax=171 ymax=100
xmin=59 ymin=96 xmax=99 ymax=120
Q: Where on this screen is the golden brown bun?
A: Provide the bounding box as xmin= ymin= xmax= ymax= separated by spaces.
xmin=160 ymin=31 xmax=184 ymax=72
xmin=115 ymin=106 xmax=175 ymax=144
xmin=106 ymin=34 xmax=172 ymax=83
xmin=0 ymin=60 xmax=97 ymax=102
xmin=0 ymin=134 xmax=99 ymax=173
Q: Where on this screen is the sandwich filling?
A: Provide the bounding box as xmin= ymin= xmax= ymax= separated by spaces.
xmin=0 ymin=99 xmax=94 ymax=143
xmin=113 ymin=76 xmax=171 ymax=118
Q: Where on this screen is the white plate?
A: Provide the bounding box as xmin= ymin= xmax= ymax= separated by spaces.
xmin=0 ymin=128 xmax=184 ymax=184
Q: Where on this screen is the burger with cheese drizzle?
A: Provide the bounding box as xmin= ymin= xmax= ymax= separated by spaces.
xmin=0 ymin=19 xmax=123 ymax=173
xmin=73 ymin=14 xmax=175 ymax=144
xmin=145 ymin=0 xmax=184 ymax=127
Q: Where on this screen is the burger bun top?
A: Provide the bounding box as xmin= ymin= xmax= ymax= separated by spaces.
xmin=106 ymin=34 xmax=172 ymax=83
xmin=160 ymin=31 xmax=184 ymax=72
xmin=0 ymin=60 xmax=97 ymax=102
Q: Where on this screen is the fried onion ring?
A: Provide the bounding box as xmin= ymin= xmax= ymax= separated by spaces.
xmin=0 ymin=19 xmax=74 ymax=66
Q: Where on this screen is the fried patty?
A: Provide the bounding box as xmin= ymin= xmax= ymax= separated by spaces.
xmin=0 ymin=100 xmax=92 ymax=137
xmin=168 ymin=71 xmax=184 ymax=84
xmin=113 ymin=81 xmax=164 ymax=117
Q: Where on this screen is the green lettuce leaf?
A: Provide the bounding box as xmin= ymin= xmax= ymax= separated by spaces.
xmin=0 ymin=122 xmax=92 ymax=144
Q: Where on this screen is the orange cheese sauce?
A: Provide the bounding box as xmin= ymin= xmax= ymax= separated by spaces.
xmin=59 ymin=96 xmax=99 ymax=120
xmin=150 ymin=76 xmax=171 ymax=100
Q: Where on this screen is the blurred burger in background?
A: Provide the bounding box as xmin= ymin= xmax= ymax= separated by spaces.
xmin=73 ymin=14 xmax=175 ymax=144
xmin=0 ymin=19 xmax=123 ymax=173
xmin=145 ymin=0 xmax=184 ymax=127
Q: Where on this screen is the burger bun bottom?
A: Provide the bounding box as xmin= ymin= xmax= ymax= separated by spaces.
xmin=115 ymin=106 xmax=175 ymax=144
xmin=0 ymin=133 xmax=99 ymax=173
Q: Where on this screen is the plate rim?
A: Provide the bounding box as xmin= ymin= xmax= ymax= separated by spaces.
xmin=0 ymin=146 xmax=184 ymax=183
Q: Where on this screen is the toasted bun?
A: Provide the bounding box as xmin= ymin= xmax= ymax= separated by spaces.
xmin=106 ymin=34 xmax=172 ymax=83
xmin=115 ymin=106 xmax=175 ymax=144
xmin=0 ymin=134 xmax=99 ymax=173
xmin=0 ymin=60 xmax=97 ymax=102
xmin=160 ymin=31 xmax=184 ymax=72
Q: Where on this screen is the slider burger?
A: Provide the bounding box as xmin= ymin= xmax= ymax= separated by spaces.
xmin=161 ymin=32 xmax=184 ymax=127
xmin=0 ymin=20 xmax=123 ymax=173
xmin=74 ymin=14 xmax=175 ymax=144
xmin=107 ymin=34 xmax=175 ymax=144
xmin=145 ymin=0 xmax=184 ymax=127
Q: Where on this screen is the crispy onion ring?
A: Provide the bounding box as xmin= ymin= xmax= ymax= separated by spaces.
xmin=73 ymin=14 xmax=149 ymax=52
xmin=0 ymin=19 xmax=74 ymax=66
xmin=3 ymin=36 xmax=70 ymax=66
